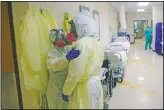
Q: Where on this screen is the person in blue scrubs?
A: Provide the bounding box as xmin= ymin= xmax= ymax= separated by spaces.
xmin=144 ymin=26 xmax=152 ymax=50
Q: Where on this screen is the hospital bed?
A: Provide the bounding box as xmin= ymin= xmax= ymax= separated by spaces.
xmin=98 ymin=50 xmax=128 ymax=109
xmin=110 ymin=37 xmax=131 ymax=55
xmin=98 ymin=35 xmax=130 ymax=109
xmin=104 ymin=50 xmax=128 ymax=83
xmin=106 ymin=43 xmax=130 ymax=56
xmin=104 ymin=36 xmax=130 ymax=83
xmin=98 ymin=51 xmax=128 ymax=109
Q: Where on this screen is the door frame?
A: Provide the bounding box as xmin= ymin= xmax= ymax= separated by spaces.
xmin=133 ymin=20 xmax=148 ymax=38
xmin=5 ymin=1 xmax=24 ymax=109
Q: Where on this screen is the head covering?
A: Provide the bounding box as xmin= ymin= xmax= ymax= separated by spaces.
xmin=72 ymin=11 xmax=97 ymax=40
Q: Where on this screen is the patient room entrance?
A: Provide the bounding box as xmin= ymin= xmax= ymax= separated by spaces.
xmin=133 ymin=20 xmax=148 ymax=39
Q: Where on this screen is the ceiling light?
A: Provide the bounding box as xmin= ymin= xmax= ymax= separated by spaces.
xmin=137 ymin=9 xmax=145 ymax=12
xmin=138 ymin=2 xmax=149 ymax=6
xmin=137 ymin=76 xmax=144 ymax=81
xmin=135 ymin=56 xmax=140 ymax=60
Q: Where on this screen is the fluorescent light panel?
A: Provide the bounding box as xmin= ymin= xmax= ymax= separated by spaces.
xmin=138 ymin=2 xmax=149 ymax=6
xmin=137 ymin=76 xmax=144 ymax=81
xmin=137 ymin=9 xmax=145 ymax=12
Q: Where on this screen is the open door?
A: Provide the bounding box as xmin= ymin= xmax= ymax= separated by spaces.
xmin=134 ymin=20 xmax=148 ymax=39
xmin=140 ymin=23 xmax=145 ymax=38
xmin=1 ymin=2 xmax=19 ymax=109
xmin=2 ymin=2 xmax=23 ymax=109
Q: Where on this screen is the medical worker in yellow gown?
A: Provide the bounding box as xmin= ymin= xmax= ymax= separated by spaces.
xmin=62 ymin=11 xmax=104 ymax=109
xmin=46 ymin=29 xmax=80 ymax=109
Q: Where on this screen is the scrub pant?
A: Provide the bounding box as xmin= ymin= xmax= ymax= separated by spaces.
xmin=145 ymin=36 xmax=152 ymax=50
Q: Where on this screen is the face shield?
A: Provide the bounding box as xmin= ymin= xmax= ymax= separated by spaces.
xmin=50 ymin=29 xmax=76 ymax=48
xmin=50 ymin=29 xmax=67 ymax=48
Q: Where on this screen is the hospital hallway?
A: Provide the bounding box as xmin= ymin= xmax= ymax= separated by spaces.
xmin=108 ymin=39 xmax=163 ymax=109
xmin=1 ymin=1 xmax=163 ymax=109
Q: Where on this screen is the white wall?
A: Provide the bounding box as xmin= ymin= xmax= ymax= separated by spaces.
xmin=29 ymin=2 xmax=118 ymax=46
xmin=108 ymin=5 xmax=118 ymax=38
xmin=152 ymin=4 xmax=163 ymax=50
xmin=126 ymin=12 xmax=152 ymax=34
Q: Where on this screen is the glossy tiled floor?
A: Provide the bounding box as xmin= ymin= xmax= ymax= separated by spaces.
xmin=108 ymin=39 xmax=163 ymax=109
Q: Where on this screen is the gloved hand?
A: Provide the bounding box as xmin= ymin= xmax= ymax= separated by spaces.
xmin=62 ymin=93 xmax=69 ymax=102
xmin=66 ymin=48 xmax=80 ymax=61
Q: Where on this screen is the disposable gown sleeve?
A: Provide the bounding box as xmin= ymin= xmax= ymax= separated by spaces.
xmin=46 ymin=55 xmax=68 ymax=72
xmin=63 ymin=44 xmax=90 ymax=96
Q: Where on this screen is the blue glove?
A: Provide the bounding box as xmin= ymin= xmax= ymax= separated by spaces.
xmin=62 ymin=93 xmax=69 ymax=102
xmin=66 ymin=48 xmax=80 ymax=61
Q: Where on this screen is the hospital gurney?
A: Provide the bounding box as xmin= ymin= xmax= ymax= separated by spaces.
xmin=111 ymin=37 xmax=131 ymax=55
xmin=104 ymin=49 xmax=128 ymax=83
xmin=98 ymin=50 xmax=128 ymax=109
xmin=105 ymin=44 xmax=128 ymax=66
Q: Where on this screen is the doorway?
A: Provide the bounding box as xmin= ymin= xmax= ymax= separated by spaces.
xmin=133 ymin=20 xmax=148 ymax=39
xmin=2 ymin=2 xmax=23 ymax=109
xmin=1 ymin=2 xmax=19 ymax=109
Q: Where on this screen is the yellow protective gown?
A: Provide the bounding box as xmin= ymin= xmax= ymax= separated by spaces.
xmin=46 ymin=45 xmax=72 ymax=109
xmin=62 ymin=11 xmax=72 ymax=33
xmin=41 ymin=9 xmax=57 ymax=29
xmin=63 ymin=11 xmax=104 ymax=109
xmin=19 ymin=6 xmax=51 ymax=108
